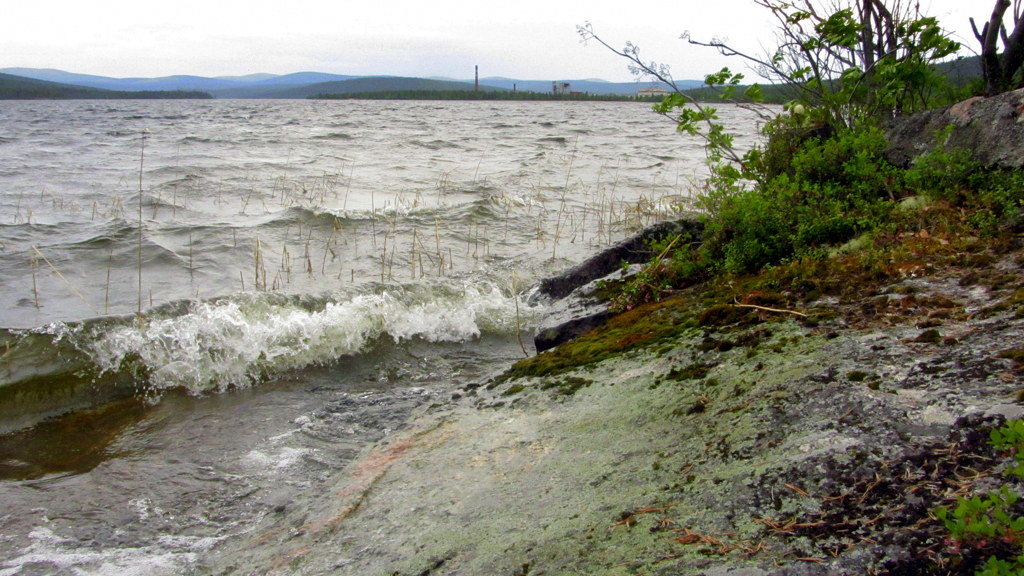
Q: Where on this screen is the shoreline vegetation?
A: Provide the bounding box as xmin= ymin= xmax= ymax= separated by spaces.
xmin=409 ymin=5 xmax=1022 ymax=572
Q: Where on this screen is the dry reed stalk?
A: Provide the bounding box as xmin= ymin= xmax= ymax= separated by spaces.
xmin=137 ymin=129 xmax=146 ymax=315
xmin=386 ymin=237 xmax=396 ymax=281
xmin=280 ymin=242 xmax=292 ymax=284
xmin=30 ymin=252 xmax=39 ymax=309
xmin=304 ymin=230 xmax=313 ymax=276
xmin=105 ymin=247 xmax=113 ymax=314
xmin=31 ymin=245 xmax=98 ymax=316
xmin=434 ymin=217 xmax=443 ymax=276
xmin=343 ymin=166 xmax=353 ymax=211
xmin=254 ymin=237 xmax=267 ymax=291
xmin=370 ymin=189 xmax=377 ymax=248
xmin=410 ymin=228 xmax=418 ymax=280
xmin=321 ymin=222 xmax=339 ymax=276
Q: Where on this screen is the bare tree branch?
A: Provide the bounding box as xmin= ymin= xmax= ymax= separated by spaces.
xmin=576 ymin=23 xmax=745 ymax=164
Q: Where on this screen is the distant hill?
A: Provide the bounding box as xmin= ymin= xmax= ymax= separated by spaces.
xmin=209 ymin=73 xmax=361 ymax=98
xmin=213 ymin=73 xmax=279 ymax=83
xmin=283 ymin=76 xmax=507 ymax=99
xmin=0 ymin=73 xmax=212 ymax=100
xmin=935 ymin=55 xmax=982 ymax=86
xmin=0 ymin=67 xmax=709 ymax=99
xmin=2 ymin=60 xmax=983 ymax=102
xmin=0 ymin=68 xmax=237 ymax=92
xmin=245 ymin=72 xmax=360 ymax=86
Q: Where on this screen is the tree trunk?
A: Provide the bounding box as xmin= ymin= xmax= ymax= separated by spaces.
xmin=1002 ymin=14 xmax=1024 ymax=89
xmin=973 ymin=0 xmax=1012 ymax=95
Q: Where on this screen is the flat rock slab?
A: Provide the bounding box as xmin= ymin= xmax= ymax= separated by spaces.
xmin=199 ymin=263 xmax=1024 ymax=576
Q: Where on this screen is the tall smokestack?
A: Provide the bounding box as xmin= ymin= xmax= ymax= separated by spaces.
xmin=475 ymin=65 xmax=479 ymax=92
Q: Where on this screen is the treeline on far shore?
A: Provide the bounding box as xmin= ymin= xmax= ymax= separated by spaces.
xmin=311 ymin=90 xmax=666 ymax=102
xmin=309 ymin=87 xmax=803 ymax=104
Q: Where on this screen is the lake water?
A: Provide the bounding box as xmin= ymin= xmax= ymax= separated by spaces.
xmin=0 ymin=99 xmax=763 ymax=574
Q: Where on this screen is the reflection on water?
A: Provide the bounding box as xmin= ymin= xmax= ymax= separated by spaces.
xmin=0 ymin=397 xmax=153 ymax=480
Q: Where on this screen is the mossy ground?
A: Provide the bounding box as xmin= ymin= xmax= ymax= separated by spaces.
xmin=468 ymin=207 xmax=1024 ymax=575
xmin=501 ymin=201 xmax=1024 ymax=392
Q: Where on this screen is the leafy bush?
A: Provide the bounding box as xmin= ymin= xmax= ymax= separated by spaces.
xmin=903 ymin=139 xmax=1024 ymax=236
xmin=698 ymin=124 xmax=899 ymax=275
xmin=584 ymin=1 xmax=1019 ymax=312
xmin=935 ymin=420 xmax=1024 ymax=575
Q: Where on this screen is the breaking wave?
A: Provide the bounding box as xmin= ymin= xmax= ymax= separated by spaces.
xmin=48 ymin=280 xmax=539 ymax=395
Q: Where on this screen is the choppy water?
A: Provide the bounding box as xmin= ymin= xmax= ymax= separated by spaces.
xmin=0 ymin=99 xmax=763 ymax=574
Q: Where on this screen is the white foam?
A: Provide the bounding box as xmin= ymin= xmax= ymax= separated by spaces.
xmin=67 ymin=280 xmax=540 ymax=394
xmin=0 ymin=526 xmax=204 ymax=576
xmin=243 ymin=446 xmax=313 ymax=471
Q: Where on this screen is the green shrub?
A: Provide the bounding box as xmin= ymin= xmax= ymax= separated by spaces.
xmin=698 ymin=125 xmax=899 ymax=276
xmin=935 ymin=419 xmax=1024 ymax=574
xmin=904 ymin=136 xmax=979 ymax=200
xmin=902 ymin=139 xmax=1023 ymax=236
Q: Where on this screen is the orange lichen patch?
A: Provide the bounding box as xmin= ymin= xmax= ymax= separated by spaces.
xmin=894 ymin=260 xmax=933 ymax=278
xmin=299 ymin=419 xmax=451 ymax=536
xmin=337 ymin=436 xmax=417 ymax=498
xmin=270 ymin=545 xmax=311 ymax=572
xmin=672 ymin=527 xmax=766 ymax=556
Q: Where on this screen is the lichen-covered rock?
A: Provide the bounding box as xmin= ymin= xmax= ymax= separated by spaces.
xmin=885 ymin=87 xmax=1024 ymax=168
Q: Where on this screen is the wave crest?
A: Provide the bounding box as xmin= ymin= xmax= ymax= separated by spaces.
xmin=70 ymin=281 xmax=537 ymax=394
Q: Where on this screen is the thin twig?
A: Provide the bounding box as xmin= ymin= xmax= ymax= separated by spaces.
xmin=733 ymin=299 xmax=808 ymax=318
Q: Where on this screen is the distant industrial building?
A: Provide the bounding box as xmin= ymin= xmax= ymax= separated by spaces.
xmin=637 ymin=86 xmax=670 ymax=98
xmin=552 ymin=81 xmax=571 ymax=95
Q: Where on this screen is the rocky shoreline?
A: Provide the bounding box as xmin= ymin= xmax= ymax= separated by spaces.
xmin=198 ymin=215 xmax=1024 ymax=575
xmin=199 ymin=85 xmax=1024 ymax=576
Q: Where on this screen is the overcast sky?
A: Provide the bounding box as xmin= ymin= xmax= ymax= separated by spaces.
xmin=4 ymin=0 xmax=987 ymax=82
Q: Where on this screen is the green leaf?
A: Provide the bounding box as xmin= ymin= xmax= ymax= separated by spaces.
xmin=743 ymin=84 xmax=764 ymax=102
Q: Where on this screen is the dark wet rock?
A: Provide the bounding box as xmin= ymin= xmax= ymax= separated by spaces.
xmin=885 ymin=87 xmax=1024 ymax=169
xmin=531 ymin=260 xmax=635 ymax=353
xmin=531 ymin=216 xmax=703 ymax=352
xmin=533 ymin=301 xmax=614 ymax=353
xmin=535 ymin=216 xmax=703 ymax=301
